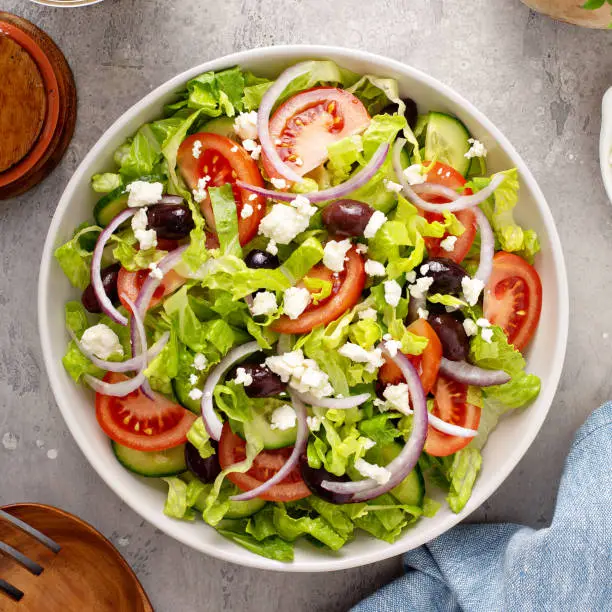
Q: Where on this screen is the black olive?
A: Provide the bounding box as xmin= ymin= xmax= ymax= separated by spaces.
xmin=418 ymin=258 xmax=468 ymax=296
xmin=244 ymin=249 xmax=280 ymax=270
xmin=321 ymin=199 xmax=375 ymax=237
xmin=227 ymin=363 xmax=286 ymax=398
xmin=429 ymin=314 xmax=470 ymax=361
xmin=300 ymin=455 xmax=353 ymax=504
xmin=185 ymin=441 xmax=221 ymax=484
xmin=146 ymin=204 xmax=195 ymax=239
xmin=81 ymin=264 xmax=121 ymax=313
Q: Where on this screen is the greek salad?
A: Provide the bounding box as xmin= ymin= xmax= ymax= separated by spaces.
xmin=56 ymin=60 xmax=543 ymax=562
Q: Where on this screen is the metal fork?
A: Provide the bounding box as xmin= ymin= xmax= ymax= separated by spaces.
xmin=0 ymin=509 xmax=61 ymax=602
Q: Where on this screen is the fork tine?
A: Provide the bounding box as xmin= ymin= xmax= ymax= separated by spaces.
xmin=0 ymin=541 xmax=43 ymax=575
xmin=0 ymin=510 xmax=61 ymax=553
xmin=0 ymin=578 xmax=24 ymax=602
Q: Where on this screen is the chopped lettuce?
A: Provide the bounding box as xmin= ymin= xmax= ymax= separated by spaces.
xmin=54 ymin=225 xmax=101 ymax=289
xmin=446 ymin=448 xmax=482 ymax=513
xmin=280 ymin=237 xmax=324 ymax=284
xmin=111 ymin=228 xmax=166 ymax=271
xmin=187 ymin=417 xmax=216 ymax=459
xmin=208 ymin=184 xmax=241 ymax=257
xmin=273 ymin=504 xmax=346 ymax=550
xmin=91 ymin=173 xmax=122 ymax=193
xmin=114 ymin=124 xmax=163 ymax=180
xmin=143 ymin=326 xmax=179 ymax=395
xmin=162 ymin=477 xmax=196 ymax=521
xmin=218 ymin=528 xmax=294 ymax=562
xmin=302 ymin=276 xmax=332 ymax=305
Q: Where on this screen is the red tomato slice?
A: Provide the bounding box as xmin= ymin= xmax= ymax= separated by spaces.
xmin=96 ymin=373 xmax=196 ymax=451
xmin=418 ymin=162 xmax=477 ymax=264
xmin=271 ymin=247 xmax=366 ymax=335
xmin=177 ymin=133 xmax=266 ymax=246
xmin=218 ymin=423 xmax=310 ymax=502
xmin=483 ymin=252 xmax=542 ymax=352
xmin=117 ymin=267 xmax=185 ymax=311
xmin=378 ymin=319 xmax=442 ymax=396
xmin=424 ymin=374 xmax=481 ymax=457
xmin=261 ymin=87 xmax=370 ymax=179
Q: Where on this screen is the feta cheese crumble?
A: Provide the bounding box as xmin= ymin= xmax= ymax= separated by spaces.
xmin=258 ymin=198 xmax=317 ymax=244
xmin=266 ymin=239 xmax=278 ymax=255
xmin=409 ymin=276 xmax=434 ymax=299
xmin=384 ymin=280 xmax=402 ymax=307
xmin=251 ymin=291 xmax=278 ymax=316
xmin=465 ymin=138 xmax=487 ymax=159
xmin=463 ymin=318 xmax=478 ymax=337
xmin=131 ymin=207 xmax=157 ymax=251
xmin=476 ymin=318 xmax=491 ymax=328
xmin=383 ymin=383 xmax=411 ymax=414
xmin=364 ymin=259 xmax=386 ymax=277
xmin=384 ymin=339 xmax=402 ymax=357
xmin=265 ymin=350 xmax=333 ymax=398
xmin=405 ymin=270 xmax=417 ymax=284
xmin=192 ymin=139 xmax=202 ymax=159
xmin=126 ymin=181 xmax=163 ymax=207
xmin=241 ymin=203 xmax=254 ymax=219
xmin=148 ymin=261 xmax=163 ymax=280
xmin=270 ymin=177 xmax=287 ymax=190
xmin=403 ymin=164 xmax=426 ymax=185
xmin=440 ymin=235 xmax=458 ymax=252
xmin=481 ymin=328 xmax=494 ymax=343
xmin=270 ymin=404 xmax=297 ymax=430
xmin=338 ymin=343 xmax=384 ymax=373
xmin=355 ymin=243 xmax=368 ymax=254
xmin=354 ymin=458 xmax=391 ymax=485
xmin=81 ymin=324 xmax=123 ymax=359
xmin=384 ymin=179 xmax=403 ymax=193
xmin=323 ymin=239 xmax=352 ymax=272
xmin=417 ymin=307 xmax=429 ymax=320
xmin=189 ymin=373 xmax=199 ymax=386
xmin=307 ymin=415 xmax=322 ymax=432
xmin=358 ymin=307 xmax=378 ymax=321
xmin=242 ymin=138 xmax=261 ymax=160
xmin=234 ymin=367 xmax=253 ymax=387
xmin=192 ymin=175 xmax=211 ymax=203
xmin=363 ymin=210 xmax=387 ymax=239
xmin=283 ymin=287 xmax=311 ymax=319
xmin=193 ymin=353 xmax=208 ymax=371
xmin=233 ymin=111 xmax=258 ymax=140
xmin=462 ymin=276 xmax=485 ymax=306
xmin=188 ymin=388 xmax=203 ymax=401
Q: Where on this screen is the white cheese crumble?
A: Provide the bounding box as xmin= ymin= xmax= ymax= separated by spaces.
xmin=258 ymin=198 xmax=317 ymax=244
xmin=323 ymin=239 xmax=352 ymax=272
xmin=131 ymin=207 xmax=158 ymax=252
xmin=354 ymin=458 xmax=391 ymax=485
xmin=248 ymin=193 xmax=258 ymax=201
xmin=417 ymin=307 xmax=429 ymax=320
xmin=266 ymin=239 xmax=278 ymax=256
xmin=358 ymin=307 xmax=378 ymax=321
xmin=242 ymin=138 xmax=262 ymax=160
xmin=307 ymin=415 xmax=322 ymax=432
xmin=405 ymin=270 xmax=417 ymax=284
xmin=462 ymin=276 xmax=485 ymax=306
xmin=465 ymin=138 xmax=487 ymax=159
xmin=384 ymin=339 xmax=402 ymax=357
xmin=241 ymin=203 xmax=254 ymax=219
xmin=384 ymin=280 xmax=402 ymax=307
xmin=463 ymin=319 xmax=478 ymax=337
xmin=338 ymin=343 xmax=384 ymax=373
xmin=270 ymin=404 xmax=297 ymax=430
xmin=355 ymin=243 xmax=368 ymax=254
xmin=403 ymin=164 xmax=426 ymax=185
xmin=234 ymin=367 xmax=253 ymax=387
xmin=251 ymin=291 xmax=278 ymax=316
xmin=265 ymin=350 xmax=333 ymax=398
xmin=383 ymin=382 xmax=411 ymax=414
xmin=420 ymin=264 xmax=430 ymax=275
xmin=270 ymin=177 xmax=287 ymax=190
xmin=188 ymin=388 xmax=203 ymax=401
xmin=481 ymin=327 xmax=494 ymax=343
xmin=283 ymin=287 xmax=311 ymax=319
xmin=233 ymin=111 xmax=258 ymax=140
xmin=364 ymin=260 xmax=386 ymax=277
xmin=148 ymin=261 xmax=163 ymax=280
xmin=192 ymin=175 xmax=211 ymax=203
xmin=192 ymin=139 xmax=202 ymax=159
xmin=126 ymin=181 xmax=163 ymax=208
xmin=193 ymin=353 xmax=208 ymax=371
xmin=80 ymin=324 xmax=123 ymax=360
xmin=189 ymin=373 xmax=199 ymax=386
xmin=409 ymin=276 xmax=434 ymax=299
xmin=231 ymin=145 xmax=239 ymax=153
xmin=476 ymin=318 xmax=491 ymax=328
xmin=363 ymin=210 xmax=387 ymax=239
xmin=440 ymin=235 xmax=458 ymax=252
xmin=384 ymin=179 xmax=403 ymax=193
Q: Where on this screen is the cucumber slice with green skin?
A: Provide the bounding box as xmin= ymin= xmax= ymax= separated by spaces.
xmin=202 ymin=116 xmax=239 ymax=141
xmin=94 ymin=187 xmax=129 ymax=227
xmin=467 ymin=154 xmax=487 ymax=179
xmin=231 ymin=397 xmax=298 ymax=450
xmin=425 ymin=111 xmax=471 ymax=177
xmin=112 ymin=441 xmax=187 ymax=477
xmin=173 ymin=371 xmax=206 ymax=414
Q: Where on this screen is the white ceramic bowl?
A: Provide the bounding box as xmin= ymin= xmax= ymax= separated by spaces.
xmin=39 ymin=46 xmax=569 ymax=572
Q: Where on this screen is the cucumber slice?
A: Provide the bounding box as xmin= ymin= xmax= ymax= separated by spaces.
xmin=173 ymin=370 xmax=207 ymax=414
xmin=202 ymin=116 xmax=238 ymax=141
xmin=425 ymin=112 xmax=471 ymax=177
xmin=94 ymin=187 xmax=129 ymax=227
xmin=231 ymin=398 xmax=297 ymax=450
xmin=467 ymin=154 xmax=487 ymax=179
xmin=112 ymin=442 xmax=187 ymax=477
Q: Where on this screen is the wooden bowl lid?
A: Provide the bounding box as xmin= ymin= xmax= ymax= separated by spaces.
xmin=0 ymin=13 xmax=77 ymax=200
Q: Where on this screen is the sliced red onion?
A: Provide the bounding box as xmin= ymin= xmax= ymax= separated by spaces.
xmin=236 ymin=143 xmax=389 ymax=204
xmin=293 ymin=390 xmax=371 ymax=410
xmin=201 ymin=341 xmax=262 ymax=440
xmin=230 ymin=390 xmax=308 ymax=502
xmin=392 ymin=139 xmax=506 ymax=213
xmin=473 ymin=208 xmax=494 ymax=284
xmin=439 ymin=357 xmax=510 ymax=387
xmin=257 ymin=62 xmax=312 ymax=184
xmin=68 ymin=328 xmax=169 ymax=373
xmin=159 ymin=195 xmax=184 ymax=205
xmin=84 ymin=371 xmax=147 ymax=397
xmin=321 ymin=344 xmax=428 ymax=502
xmin=412 ymin=182 xmax=462 ymax=201
xmin=91 ymin=209 xmax=135 ymax=325
xmin=428 ymin=413 xmax=478 ymax=438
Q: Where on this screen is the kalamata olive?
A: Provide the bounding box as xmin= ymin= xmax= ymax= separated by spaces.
xmin=81 ymin=263 xmax=121 ymax=313
xmin=419 ymin=257 xmax=468 ymax=296
xmin=429 ymin=313 xmax=470 ymax=361
xmin=146 ymin=204 xmax=194 ymax=239
xmin=321 ymin=199 xmax=375 ymax=237
xmin=381 ymin=97 xmax=418 ymax=129
xmin=185 ymin=441 xmax=221 ymax=483
xmin=227 ymin=363 xmax=287 ymax=398
xmin=300 ymin=456 xmax=353 ymax=504
xmin=244 ymin=249 xmax=280 ymax=269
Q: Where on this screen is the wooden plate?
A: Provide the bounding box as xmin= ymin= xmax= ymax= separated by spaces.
xmin=0 ymin=13 xmax=77 ymax=200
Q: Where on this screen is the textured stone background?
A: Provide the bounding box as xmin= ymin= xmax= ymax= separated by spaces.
xmin=0 ymin=0 xmax=611 ymax=610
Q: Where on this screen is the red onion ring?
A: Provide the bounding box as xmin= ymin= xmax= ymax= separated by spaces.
xmin=158 ymin=195 xmax=184 ymax=205
xmin=201 ymin=341 xmax=262 ymax=440
xmin=392 ymin=139 xmax=506 ymax=213
xmin=84 ymin=371 xmax=147 ymax=397
xmin=230 ymin=390 xmax=308 ymax=502
xmin=292 ymin=390 xmax=371 ymax=410
xmin=439 ymin=357 xmax=510 ymax=387
xmin=428 ymin=412 xmax=478 ymax=438
xmin=236 ymin=143 xmax=389 ymax=204
xmin=257 ymin=62 xmax=312 ymax=184
xmin=473 ymin=208 xmax=494 ymax=284
xmin=91 ymin=208 xmax=135 ymax=325
xmin=412 ymin=182 xmax=462 ymax=201
xmin=320 ymin=343 xmax=428 ymax=502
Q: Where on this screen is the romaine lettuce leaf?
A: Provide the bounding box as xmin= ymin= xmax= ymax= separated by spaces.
xmin=280 ymin=237 xmax=324 ymax=284
xmin=162 ymin=477 xmax=196 ymax=521
xmin=187 ymin=417 xmax=216 ymax=459
xmin=54 ymin=225 xmax=101 ymax=289
xmin=273 ymin=504 xmax=346 ymax=550
xmin=208 ymin=184 xmax=241 ymax=257
xmin=91 ymin=173 xmax=122 ymax=193
xmin=445 ymin=448 xmax=482 ymax=513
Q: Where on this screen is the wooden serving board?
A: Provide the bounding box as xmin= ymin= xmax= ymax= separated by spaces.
xmin=0 ymin=12 xmax=77 ymax=200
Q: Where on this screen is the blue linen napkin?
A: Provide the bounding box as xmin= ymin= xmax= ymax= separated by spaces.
xmin=353 ymin=402 xmax=612 ymax=612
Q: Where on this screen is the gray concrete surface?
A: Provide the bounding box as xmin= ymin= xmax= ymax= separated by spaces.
xmin=1 ymin=0 xmax=611 ymax=610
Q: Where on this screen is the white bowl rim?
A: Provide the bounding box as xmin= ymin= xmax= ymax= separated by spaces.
xmin=38 ymin=44 xmax=569 ymax=572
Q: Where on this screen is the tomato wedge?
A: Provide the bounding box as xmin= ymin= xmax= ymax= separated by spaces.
xmin=378 ymin=319 xmax=442 ymax=396
xmin=177 ymin=133 xmax=266 ymax=246
xmin=424 ymin=374 xmax=481 ymax=457
xmin=117 ymin=267 xmax=185 ymax=311
xmin=483 ymin=252 xmax=542 ymax=352
xmin=218 ymin=423 xmax=310 ymax=502
xmin=95 ymin=373 xmax=196 ymax=451
xmin=261 ymin=87 xmax=370 ymax=179
xmin=418 ymin=162 xmax=477 ymax=264
xmin=271 ymin=247 xmax=366 ymax=335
